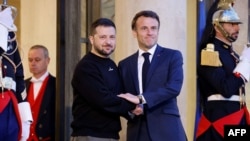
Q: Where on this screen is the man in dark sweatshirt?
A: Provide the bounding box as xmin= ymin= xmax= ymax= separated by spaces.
xmin=70 ymin=18 xmax=141 ymax=141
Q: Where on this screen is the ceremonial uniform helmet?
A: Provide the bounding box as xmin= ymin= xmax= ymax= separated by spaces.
xmin=212 ymin=7 xmax=242 ymax=24
xmin=212 ymin=6 xmax=242 ymax=42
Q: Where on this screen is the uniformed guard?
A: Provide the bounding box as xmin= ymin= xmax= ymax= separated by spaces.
xmin=0 ymin=4 xmax=33 ymax=141
xmin=196 ymin=1 xmax=250 ymax=141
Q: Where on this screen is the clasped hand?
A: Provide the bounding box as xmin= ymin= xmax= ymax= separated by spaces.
xmin=118 ymin=93 xmax=143 ymax=115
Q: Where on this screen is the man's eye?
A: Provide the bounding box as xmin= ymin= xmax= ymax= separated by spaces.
xmin=99 ymin=36 xmax=106 ymax=39
xmin=152 ymin=27 xmax=158 ymax=30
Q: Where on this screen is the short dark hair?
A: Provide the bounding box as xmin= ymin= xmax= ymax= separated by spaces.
xmin=90 ymin=18 xmax=116 ymax=36
xmin=30 ymin=44 xmax=49 ymax=58
xmin=131 ymin=10 xmax=160 ymax=30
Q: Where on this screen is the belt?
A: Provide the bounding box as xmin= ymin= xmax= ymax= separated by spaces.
xmin=207 ymin=94 xmax=241 ymax=101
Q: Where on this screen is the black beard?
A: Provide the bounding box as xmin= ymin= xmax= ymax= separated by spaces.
xmin=227 ymin=36 xmax=237 ymax=42
xmin=97 ymin=48 xmax=114 ymax=56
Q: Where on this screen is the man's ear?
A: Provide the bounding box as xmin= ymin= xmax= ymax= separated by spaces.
xmin=132 ymin=30 xmax=137 ymax=38
xmin=213 ymin=24 xmax=219 ymax=32
xmin=88 ymin=35 xmax=93 ymax=45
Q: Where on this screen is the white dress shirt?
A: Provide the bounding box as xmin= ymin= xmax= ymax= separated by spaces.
xmin=137 ymin=45 xmax=157 ymax=94
xmin=30 ymin=71 xmax=49 ymax=100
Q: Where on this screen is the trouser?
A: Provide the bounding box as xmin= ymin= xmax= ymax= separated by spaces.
xmin=136 ymin=115 xmax=152 ymax=141
xmin=0 ymin=91 xmax=21 ymax=141
xmin=196 ymin=106 xmax=250 ymax=138
xmin=70 ymin=136 xmax=118 ymax=141
xmin=0 ymin=101 xmax=19 ymax=141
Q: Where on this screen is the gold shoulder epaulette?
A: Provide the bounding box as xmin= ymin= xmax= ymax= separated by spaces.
xmin=201 ymin=43 xmax=222 ymax=67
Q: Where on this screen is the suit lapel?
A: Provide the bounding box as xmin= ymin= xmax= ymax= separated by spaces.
xmin=130 ymin=52 xmax=140 ymax=94
xmin=147 ymin=46 xmax=164 ymax=86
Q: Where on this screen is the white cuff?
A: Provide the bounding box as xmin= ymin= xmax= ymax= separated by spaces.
xmin=20 ymin=89 xmax=27 ymax=100
xmin=141 ymin=95 xmax=146 ymax=104
xmin=18 ymin=102 xmax=33 ymax=123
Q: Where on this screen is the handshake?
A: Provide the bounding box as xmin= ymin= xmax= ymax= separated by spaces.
xmin=233 ymin=44 xmax=250 ymax=82
xmin=118 ymin=93 xmax=144 ymax=116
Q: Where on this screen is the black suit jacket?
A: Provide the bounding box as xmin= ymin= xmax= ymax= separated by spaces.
xmin=25 ymin=74 xmax=56 ymax=140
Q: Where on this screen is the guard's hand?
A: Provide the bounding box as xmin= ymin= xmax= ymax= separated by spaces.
xmin=19 ymin=121 xmax=31 ymax=141
xmin=233 ymin=44 xmax=250 ymax=82
xmin=0 ymin=7 xmax=16 ymax=31
xmin=241 ymin=44 xmax=250 ymax=61
xmin=18 ymin=102 xmax=33 ymax=141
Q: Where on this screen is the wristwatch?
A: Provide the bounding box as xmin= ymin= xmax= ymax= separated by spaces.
xmin=137 ymin=95 xmax=144 ymax=104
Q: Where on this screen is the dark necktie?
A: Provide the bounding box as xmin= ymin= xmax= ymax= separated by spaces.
xmin=142 ymin=52 xmax=150 ymax=91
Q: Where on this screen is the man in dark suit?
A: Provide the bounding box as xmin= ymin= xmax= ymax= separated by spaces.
xmin=25 ymin=45 xmax=56 ymax=141
xmin=118 ymin=10 xmax=186 ymax=141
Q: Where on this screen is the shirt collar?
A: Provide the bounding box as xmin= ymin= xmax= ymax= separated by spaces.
xmin=138 ymin=44 xmax=157 ymax=56
xmin=30 ymin=71 xmax=49 ymax=83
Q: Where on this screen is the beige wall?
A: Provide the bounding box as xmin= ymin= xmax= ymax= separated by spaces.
xmin=20 ymin=0 xmax=57 ymax=79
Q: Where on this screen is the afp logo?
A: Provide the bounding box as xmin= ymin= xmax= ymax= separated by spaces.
xmin=224 ymin=125 xmax=250 ymax=141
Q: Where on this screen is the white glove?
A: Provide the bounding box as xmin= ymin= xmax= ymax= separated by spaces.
xmin=0 ymin=24 xmax=8 ymax=51
xmin=18 ymin=102 xmax=33 ymax=141
xmin=233 ymin=44 xmax=250 ymax=82
xmin=241 ymin=44 xmax=250 ymax=61
xmin=19 ymin=121 xmax=31 ymax=141
xmin=0 ymin=7 xmax=17 ymax=31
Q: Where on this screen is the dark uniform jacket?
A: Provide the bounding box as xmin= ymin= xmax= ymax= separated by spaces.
xmin=198 ymin=38 xmax=244 ymax=99
xmin=0 ymin=31 xmax=26 ymax=102
xmin=0 ymin=31 xmax=26 ymax=141
xmin=197 ymin=38 xmax=247 ymax=141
